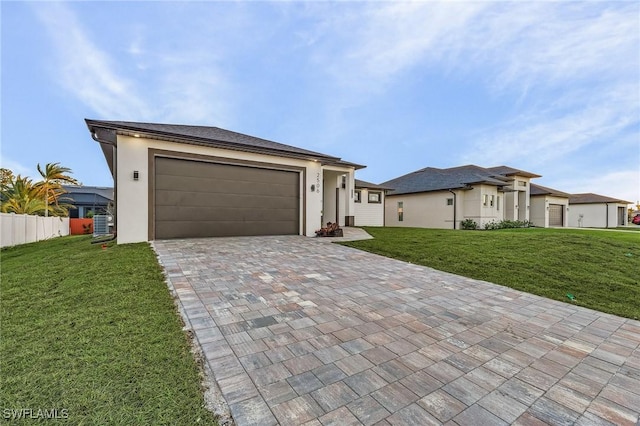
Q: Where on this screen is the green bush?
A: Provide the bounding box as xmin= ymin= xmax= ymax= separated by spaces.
xmin=461 ymin=219 xmax=479 ymax=230
xmin=484 ymin=219 xmax=533 ymax=230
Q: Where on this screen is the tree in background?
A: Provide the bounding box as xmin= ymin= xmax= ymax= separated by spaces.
xmin=1 ymin=176 xmax=48 ymax=215
xmin=1 ymin=163 xmax=79 ymax=216
xmin=35 ymin=163 xmax=80 ymax=217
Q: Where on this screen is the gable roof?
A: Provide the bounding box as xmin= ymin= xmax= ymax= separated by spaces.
xmin=486 ymin=166 xmax=541 ymax=178
xmin=85 ymin=119 xmax=365 ymax=174
xmin=530 ymin=183 xmax=570 ymax=198
xmin=355 ymin=179 xmax=394 ymax=191
xmin=60 ymin=185 xmax=113 ymax=206
xmin=569 ymin=193 xmax=632 ymax=205
xmin=382 ymin=164 xmax=522 ymax=196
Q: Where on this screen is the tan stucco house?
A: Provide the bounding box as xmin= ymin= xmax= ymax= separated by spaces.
xmin=353 ymin=179 xmax=392 ymax=226
xmin=568 ymin=193 xmax=632 ymax=228
xmin=529 ymin=183 xmax=570 ymax=228
xmin=86 ymin=119 xmax=364 ymax=243
xmin=382 ymin=165 xmax=540 ymax=229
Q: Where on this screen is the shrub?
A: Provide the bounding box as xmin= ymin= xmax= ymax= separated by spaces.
xmin=461 ymin=219 xmax=478 ymax=230
xmin=484 ymin=220 xmax=533 ymax=230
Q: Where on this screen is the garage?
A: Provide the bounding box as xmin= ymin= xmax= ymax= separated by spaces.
xmin=549 ymin=204 xmax=564 ymax=227
xmin=154 ymin=157 xmax=300 ymax=239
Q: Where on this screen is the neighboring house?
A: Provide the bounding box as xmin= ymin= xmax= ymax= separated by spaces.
xmin=529 ymin=183 xmax=569 ymax=228
xmin=353 ymin=179 xmax=392 ymax=226
xmin=568 ymin=193 xmax=632 ymax=228
xmin=62 ymin=185 xmax=114 ymax=218
xmin=383 ymin=165 xmax=540 ymax=229
xmin=86 ymin=119 xmax=364 ymax=243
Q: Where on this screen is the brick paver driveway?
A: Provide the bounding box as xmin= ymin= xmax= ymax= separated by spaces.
xmin=153 ymin=236 xmax=640 ymax=425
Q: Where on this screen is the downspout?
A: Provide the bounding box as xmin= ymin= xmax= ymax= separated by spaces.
xmin=605 ymin=202 xmax=609 ymax=228
xmin=448 ymin=189 xmax=456 ymax=229
xmin=91 ymin=130 xmax=117 ymax=235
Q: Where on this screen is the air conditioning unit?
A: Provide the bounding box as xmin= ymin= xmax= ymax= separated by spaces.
xmin=93 ymin=215 xmax=110 ymax=236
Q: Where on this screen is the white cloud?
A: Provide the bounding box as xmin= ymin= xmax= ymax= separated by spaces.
xmin=30 ymin=2 xmax=233 ymax=125
xmin=31 ymin=3 xmax=151 ymax=120
xmin=556 ymin=169 xmax=640 ymax=207
xmin=464 ymin=83 xmax=639 ymax=167
xmin=0 ymin=157 xmax=36 ymax=179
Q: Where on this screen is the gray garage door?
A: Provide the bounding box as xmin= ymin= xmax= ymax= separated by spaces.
xmin=155 ymin=157 xmax=299 ymax=239
xmin=549 ymin=204 xmax=564 ymax=227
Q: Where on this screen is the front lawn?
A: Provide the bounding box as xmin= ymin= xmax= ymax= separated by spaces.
xmin=341 ymin=227 xmax=640 ymax=320
xmin=0 ymin=236 xmax=217 ymax=424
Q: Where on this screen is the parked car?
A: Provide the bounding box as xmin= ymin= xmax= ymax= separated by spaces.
xmin=632 ymin=214 xmax=640 ymax=225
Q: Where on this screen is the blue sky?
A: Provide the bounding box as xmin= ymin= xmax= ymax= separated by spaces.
xmin=2 ymin=1 xmax=639 ymax=205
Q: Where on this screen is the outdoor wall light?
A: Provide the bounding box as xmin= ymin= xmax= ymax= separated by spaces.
xmin=133 ymin=171 xmax=139 ymax=181
xmin=310 ymin=184 xmax=316 ymax=192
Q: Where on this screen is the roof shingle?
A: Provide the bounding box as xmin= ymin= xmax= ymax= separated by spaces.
xmin=382 ymin=164 xmax=530 ymax=196
xmin=85 ymin=119 xmax=364 ymax=169
xmin=569 ymin=193 xmax=632 ymax=204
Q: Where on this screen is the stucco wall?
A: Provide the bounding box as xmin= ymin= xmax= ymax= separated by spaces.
xmin=530 ymin=196 xmax=546 ymax=227
xmin=116 ymin=135 xmax=332 ymax=243
xmin=385 ymin=186 xmax=507 ymax=230
xmin=503 ymin=176 xmax=532 ymax=222
xmin=354 ymin=188 xmax=385 ymax=226
xmin=531 ymin=196 xmax=569 ymax=227
xmin=385 ymin=192 xmax=456 ymax=229
xmin=461 ymin=184 xmax=502 ymax=228
xmin=569 ymin=203 xmax=626 ymax=228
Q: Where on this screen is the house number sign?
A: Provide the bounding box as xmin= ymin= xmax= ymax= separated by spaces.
xmin=316 ymin=172 xmax=321 ymax=193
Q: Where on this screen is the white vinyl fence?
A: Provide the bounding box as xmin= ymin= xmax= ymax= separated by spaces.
xmin=0 ymin=213 xmax=70 ymax=248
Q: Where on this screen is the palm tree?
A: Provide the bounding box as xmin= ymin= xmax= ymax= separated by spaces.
xmin=1 ymin=176 xmax=49 ymax=215
xmin=35 ymin=163 xmax=80 ymax=217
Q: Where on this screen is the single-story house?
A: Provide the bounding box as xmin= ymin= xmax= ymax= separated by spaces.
xmin=529 ymin=183 xmax=569 ymax=228
xmin=62 ymin=185 xmax=114 ymax=218
xmin=86 ymin=119 xmax=364 ymax=243
xmin=382 ymin=165 xmax=540 ymax=229
xmin=568 ymin=193 xmax=632 ymax=228
xmin=353 ymin=179 xmax=393 ymax=226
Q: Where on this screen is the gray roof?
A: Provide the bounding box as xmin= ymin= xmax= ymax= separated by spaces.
xmin=85 ymin=119 xmax=364 ymax=171
xmin=355 ymin=179 xmax=394 ymax=190
xmin=569 ymin=193 xmax=632 ymax=205
xmin=382 ymin=165 xmax=516 ymax=196
xmin=60 ymin=185 xmax=114 ymax=206
xmin=62 ymin=185 xmax=114 ymax=200
xmin=486 ymin=166 xmax=541 ymax=178
xmin=530 ymin=183 xmax=570 ymax=198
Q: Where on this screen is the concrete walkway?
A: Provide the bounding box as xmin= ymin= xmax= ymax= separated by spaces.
xmin=153 ymin=236 xmax=640 ymax=426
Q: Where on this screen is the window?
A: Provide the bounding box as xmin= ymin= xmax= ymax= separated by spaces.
xmin=490 ymin=195 xmax=495 ymax=207
xmin=497 ymin=196 xmax=500 ymax=211
xmin=354 ymin=190 xmax=361 ymax=203
xmin=368 ymin=191 xmax=381 ymax=203
xmin=446 ymin=198 xmax=453 ymax=206
xmin=518 ymin=180 xmax=526 ymax=187
xmin=398 ymin=202 xmax=403 ymax=222
xmin=483 ymin=194 xmax=488 ymax=206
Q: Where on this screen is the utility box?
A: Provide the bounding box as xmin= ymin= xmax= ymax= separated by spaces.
xmin=93 ymin=215 xmax=110 ymax=236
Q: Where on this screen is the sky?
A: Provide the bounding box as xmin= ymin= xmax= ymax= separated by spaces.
xmin=2 ymin=1 xmax=639 ymax=206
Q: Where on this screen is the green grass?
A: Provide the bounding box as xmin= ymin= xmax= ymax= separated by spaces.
xmin=616 ymin=226 xmax=640 ymax=231
xmin=1 ymin=236 xmax=217 ymax=425
xmin=341 ymin=227 xmax=640 ymax=320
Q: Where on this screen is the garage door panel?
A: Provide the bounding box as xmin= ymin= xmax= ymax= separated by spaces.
xmin=156 ymin=220 xmax=298 ymax=239
xmin=156 ymin=190 xmax=298 ymax=210
xmin=549 ymin=204 xmax=564 ymax=227
xmin=158 ymin=160 xmax=298 ymax=185
xmin=156 ymin=174 xmax=298 ymax=196
xmin=154 ymin=157 xmax=300 ymax=239
xmin=156 ymin=206 xmax=298 ymax=222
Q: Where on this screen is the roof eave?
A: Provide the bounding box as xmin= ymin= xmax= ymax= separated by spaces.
xmin=86 ymin=119 xmax=351 ymax=166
